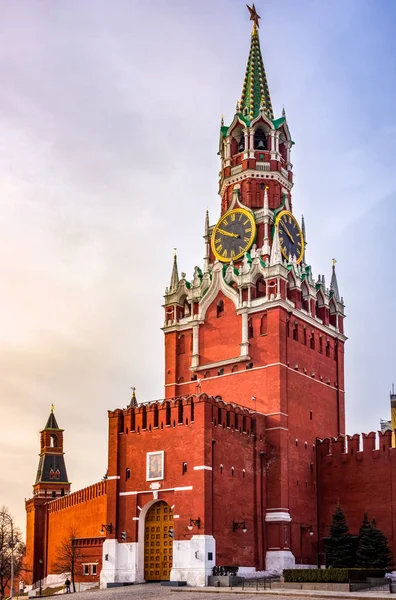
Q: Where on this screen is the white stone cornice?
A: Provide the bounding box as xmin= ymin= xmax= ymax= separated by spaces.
xmin=161 ymin=322 xmax=194 ymax=333
xmin=219 ymin=167 xmax=293 ymax=198
xmin=166 ymin=361 xmax=346 ymax=393
xmin=191 ymin=354 xmax=251 ymax=372
xmin=237 ymin=297 xmax=347 ymax=341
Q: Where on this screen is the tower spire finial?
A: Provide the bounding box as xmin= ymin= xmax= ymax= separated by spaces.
xmin=270 ymin=224 xmax=282 ymax=266
xmin=129 ymin=386 xmax=138 ymax=408
xmin=240 ymin=5 xmax=273 ymax=120
xmin=51 ymin=403 xmax=54 ymax=413
xmin=170 ymin=249 xmax=179 ymax=291
xmin=301 ymin=214 xmax=307 ymax=264
xmin=247 ymin=4 xmax=260 ymax=32
xmin=204 ymin=210 xmax=210 ymax=273
xmin=330 ymin=259 xmax=340 ymax=301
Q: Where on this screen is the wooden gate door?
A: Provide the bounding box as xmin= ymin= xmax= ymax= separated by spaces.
xmin=144 ymin=501 xmax=174 ymax=581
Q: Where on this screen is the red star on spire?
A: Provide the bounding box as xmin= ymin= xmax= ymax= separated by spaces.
xmin=246 ymin=3 xmax=261 ymax=28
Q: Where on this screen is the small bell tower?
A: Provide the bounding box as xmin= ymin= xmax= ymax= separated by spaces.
xmin=25 ymin=407 xmax=71 ymax=585
xmin=34 ymin=405 xmax=70 ymax=499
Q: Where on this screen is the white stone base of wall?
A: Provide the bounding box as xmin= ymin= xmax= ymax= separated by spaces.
xmin=100 ymin=539 xmax=140 ymax=588
xmin=170 ymin=535 xmax=216 ymax=587
xmin=100 ymin=535 xmax=216 ymax=588
xmin=265 ymin=550 xmax=295 ymax=573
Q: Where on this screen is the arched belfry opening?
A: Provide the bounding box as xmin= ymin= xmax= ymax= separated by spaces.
xmin=254 ymin=126 xmax=267 ymax=150
xmin=144 ymin=500 xmax=174 ymax=581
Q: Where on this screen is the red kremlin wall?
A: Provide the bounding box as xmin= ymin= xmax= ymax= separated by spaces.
xmin=45 ymin=481 xmax=107 ymax=582
xmin=317 ymin=430 xmax=396 ymax=561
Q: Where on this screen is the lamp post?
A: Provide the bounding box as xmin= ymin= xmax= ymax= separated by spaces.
xmin=187 ymin=518 xmax=201 ymax=531
xmin=1 ymin=512 xmax=15 ymax=599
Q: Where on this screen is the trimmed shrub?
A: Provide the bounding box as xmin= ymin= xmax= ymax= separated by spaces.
xmin=283 ymin=569 xmax=386 ymax=583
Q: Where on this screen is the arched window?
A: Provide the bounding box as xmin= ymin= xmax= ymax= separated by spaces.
xmin=246 ymin=362 xmax=253 ymax=370
xmin=178 ymin=400 xmax=183 ymax=424
xmin=217 ymin=300 xmax=224 ymax=317
xmin=248 ymin=318 xmax=254 ymax=339
xmin=256 ymin=277 xmax=266 ymax=299
xmin=177 ymin=335 xmax=185 ymax=355
xmin=302 ymin=283 xmax=310 ymax=313
xmin=177 ymin=377 xmax=185 ymax=384
xmin=254 ymin=127 xmax=267 ymax=150
xmin=218 ymin=368 xmax=224 ymax=376
xmin=50 ymin=434 xmax=57 ymax=448
xmin=293 ymin=321 xmax=298 ymax=341
xmin=190 ymin=401 xmax=195 ymax=422
xmin=279 ymin=129 xmax=288 ymax=162
xmin=204 ymin=371 xmax=211 ymax=378
xmin=310 ymin=332 xmax=315 ymax=350
xmin=183 ymin=300 xmax=191 ymax=317
xmin=231 ymin=365 xmax=239 ymax=373
xmin=260 ymin=314 xmax=267 ymax=335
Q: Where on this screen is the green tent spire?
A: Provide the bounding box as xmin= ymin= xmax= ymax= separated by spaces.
xmin=239 ymin=7 xmax=273 ymax=122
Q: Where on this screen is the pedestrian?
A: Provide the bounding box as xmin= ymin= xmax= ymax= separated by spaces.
xmin=65 ymin=578 xmax=71 ymax=594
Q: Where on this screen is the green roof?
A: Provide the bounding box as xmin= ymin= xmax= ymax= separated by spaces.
xmin=239 ymin=27 xmax=273 ymax=121
xmin=272 ymin=116 xmax=285 ymax=129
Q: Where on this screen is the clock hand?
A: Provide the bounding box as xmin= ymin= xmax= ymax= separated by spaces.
xmin=282 ymin=223 xmax=295 ymax=244
xmin=217 ymin=228 xmax=240 ymax=238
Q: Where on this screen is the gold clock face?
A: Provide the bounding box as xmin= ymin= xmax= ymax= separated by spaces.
xmin=211 ymin=208 xmax=256 ymax=263
xmin=275 ymin=210 xmax=304 ymax=263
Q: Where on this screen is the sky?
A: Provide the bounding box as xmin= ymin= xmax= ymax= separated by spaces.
xmin=1 ymin=0 xmax=396 ymax=533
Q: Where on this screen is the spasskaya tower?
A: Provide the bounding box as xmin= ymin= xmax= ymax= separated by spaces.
xmin=163 ymin=3 xmax=346 ymax=570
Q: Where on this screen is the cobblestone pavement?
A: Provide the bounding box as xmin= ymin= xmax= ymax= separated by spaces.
xmin=67 ymin=585 xmax=261 ymax=600
xmin=63 ymin=584 xmax=385 ymax=600
xmin=65 ymin=585 xmax=254 ymax=600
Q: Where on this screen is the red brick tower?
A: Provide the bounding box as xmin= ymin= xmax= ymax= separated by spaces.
xmin=163 ymin=6 xmax=346 ymax=569
xmin=25 ymin=408 xmax=70 ymax=584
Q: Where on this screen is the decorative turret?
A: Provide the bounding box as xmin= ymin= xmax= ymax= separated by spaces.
xmin=270 ymin=224 xmax=282 ymax=266
xmin=330 ymin=260 xmax=340 ymax=301
xmin=169 ymin=250 xmax=179 ymax=292
xmin=129 ymin=386 xmax=138 ymax=408
xmin=301 ymin=214 xmax=307 ymax=264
